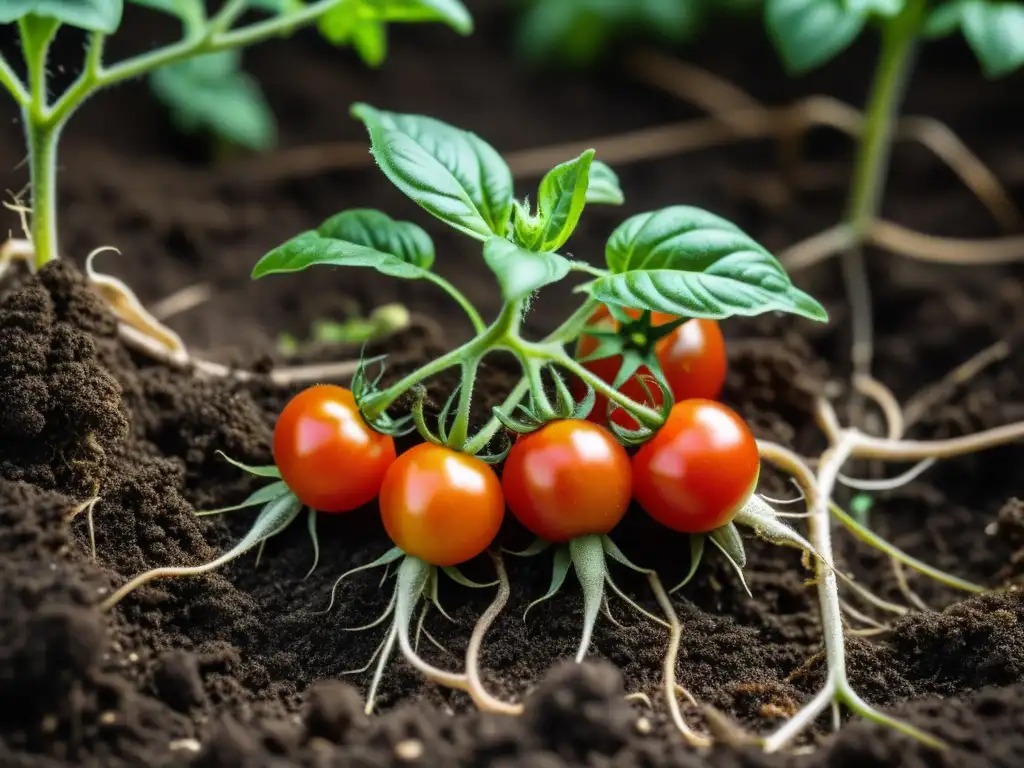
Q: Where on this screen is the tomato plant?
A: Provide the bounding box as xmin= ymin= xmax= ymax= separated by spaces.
xmin=632 ymin=399 xmax=759 ymax=534
xmin=380 ymin=443 xmax=504 ymax=567
xmin=273 ymin=384 xmax=397 ymax=512
xmin=574 ymin=305 xmax=727 ymax=430
xmin=104 ymin=107 xmax=829 ymax=729
xmin=0 ymin=0 xmax=474 ymax=271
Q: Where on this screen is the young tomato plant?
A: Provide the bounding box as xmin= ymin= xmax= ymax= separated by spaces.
xmin=0 ymin=0 xmax=473 ymax=270
xmin=515 ymin=0 xmax=761 ymax=67
xmin=102 ymin=106 xmax=828 ymax=724
xmin=763 ymin=0 xmax=1024 ymax=379
xmin=242 ymin=104 xmax=827 ymax=700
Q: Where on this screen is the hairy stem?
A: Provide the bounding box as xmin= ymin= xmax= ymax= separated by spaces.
xmin=361 ymin=301 xmax=521 ymax=422
xmin=841 ymin=0 xmax=925 ymax=378
xmin=426 ymin=273 xmax=486 ymax=333
xmin=0 ymin=53 xmax=29 ymax=104
xmin=462 ymin=297 xmax=600 ymax=455
xmin=25 ymin=120 xmax=60 ymax=268
xmin=546 ymin=350 xmax=663 ymax=428
xmin=446 ymin=358 xmax=480 ymax=451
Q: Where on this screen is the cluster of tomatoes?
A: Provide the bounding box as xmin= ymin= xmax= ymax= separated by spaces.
xmin=272 ymin=308 xmax=761 ymax=571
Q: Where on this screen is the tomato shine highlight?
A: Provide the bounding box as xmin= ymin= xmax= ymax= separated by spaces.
xmin=379 ymin=443 xmax=504 ymax=567
xmin=273 ymin=384 xmax=396 ymax=512
xmin=632 ymin=399 xmax=759 ymax=534
xmin=502 ymin=419 xmax=632 ymax=543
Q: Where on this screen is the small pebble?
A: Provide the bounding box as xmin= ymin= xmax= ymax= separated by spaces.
xmin=394 ymin=739 xmax=424 ymax=761
xmin=168 ymin=738 xmax=202 ymax=753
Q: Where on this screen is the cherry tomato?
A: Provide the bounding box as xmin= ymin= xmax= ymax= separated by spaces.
xmin=379 ymin=443 xmax=505 ymax=567
xmin=574 ymin=305 xmax=727 ymax=430
xmin=502 ymin=419 xmax=632 ymax=543
xmin=273 ymin=384 xmax=396 ymax=512
xmin=632 ymin=399 xmax=759 ymax=534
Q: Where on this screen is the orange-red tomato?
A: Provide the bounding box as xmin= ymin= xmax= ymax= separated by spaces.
xmin=574 ymin=305 xmax=727 ymax=429
xmin=501 ymin=419 xmax=632 ymax=543
xmin=632 ymin=399 xmax=759 ymax=534
xmin=273 ymin=384 xmax=396 ymax=512
xmin=379 ymin=443 xmax=505 ymax=567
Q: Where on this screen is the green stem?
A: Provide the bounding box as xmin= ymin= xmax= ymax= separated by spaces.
xmin=0 ymin=53 xmax=29 ymax=105
xmin=25 ymin=120 xmax=60 ymax=269
xmin=446 ymin=358 xmax=480 ymax=451
xmin=47 ymin=0 xmax=352 ymax=124
xmin=209 ymin=0 xmax=252 ymax=33
xmin=463 ymin=377 xmax=530 ymax=455
xmin=460 ymin=295 xmax=603 ymax=455
xmin=845 ymin=0 xmax=924 ymax=237
xmin=841 ymin=0 xmax=924 ymax=374
xmin=537 ymin=348 xmax=663 ymax=429
xmin=426 ymin=272 xmax=486 ymax=334
xmin=525 ymin=357 xmax=554 ymax=419
xmin=362 ymin=300 xmax=522 ymax=422
xmin=546 ymin=295 xmax=601 ymax=345
xmin=19 ymin=16 xmax=62 ymax=268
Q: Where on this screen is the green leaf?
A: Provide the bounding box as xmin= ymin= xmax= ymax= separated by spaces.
xmin=482 ymin=238 xmax=571 ymax=303
xmin=351 ymin=103 xmax=514 ymax=241
xmin=764 ymin=0 xmax=866 ymax=73
xmin=845 ymin=0 xmax=904 ymax=15
xmin=252 ymin=210 xmax=435 ymax=279
xmin=150 ymin=51 xmax=276 ymax=151
xmin=253 ymin=232 xmax=433 ymax=280
xmin=316 ymin=209 xmax=434 ymax=268
xmin=372 ymin=0 xmax=473 ymax=34
xmin=318 ymin=0 xmax=360 ymax=42
xmin=352 ymin=17 xmax=387 ymax=66
xmin=961 ymin=0 xmax=1024 ymax=77
xmin=586 ymin=160 xmax=624 ymax=205
xmin=0 ymin=1 xmax=37 ymax=22
xmin=515 ymin=150 xmax=594 ymax=252
xmin=922 ymin=0 xmax=965 ymax=37
xmin=6 ymin=0 xmax=124 ymax=30
xmin=590 ymin=206 xmax=827 ymax=321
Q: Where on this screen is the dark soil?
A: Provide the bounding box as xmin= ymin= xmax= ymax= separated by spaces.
xmin=2 ymin=3 xmax=1024 ymax=767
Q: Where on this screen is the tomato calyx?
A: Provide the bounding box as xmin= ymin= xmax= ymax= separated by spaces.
xmin=351 ymin=353 xmax=417 ymax=437
xmin=577 ymin=308 xmax=680 ymax=446
xmin=491 ymin=364 xmax=596 ymax=439
xmin=323 ymin=545 xmax=500 ymax=715
xmin=507 ymin=534 xmax=667 ymax=662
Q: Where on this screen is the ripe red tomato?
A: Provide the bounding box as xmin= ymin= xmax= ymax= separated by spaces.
xmin=632 ymin=399 xmax=759 ymax=534
xmin=501 ymin=419 xmax=632 ymax=543
xmin=379 ymin=443 xmax=505 ymax=567
xmin=273 ymin=384 xmax=396 ymax=512
xmin=574 ymin=305 xmax=727 ymax=429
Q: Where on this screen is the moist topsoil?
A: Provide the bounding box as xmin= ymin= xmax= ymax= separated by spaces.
xmin=1 ymin=4 xmax=1024 ymax=767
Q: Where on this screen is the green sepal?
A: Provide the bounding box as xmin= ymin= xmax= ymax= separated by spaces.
xmin=670 ymin=534 xmax=706 ymax=594
xmin=216 ymin=450 xmax=281 ymax=478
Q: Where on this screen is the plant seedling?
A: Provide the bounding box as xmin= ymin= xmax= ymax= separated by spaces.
xmin=763 ymin=0 xmax=1024 ymax=383
xmin=277 ymin=301 xmax=411 ymax=356
xmin=0 ymin=1 xmax=472 ymax=271
xmin=515 ymin=0 xmax=761 ymax=67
